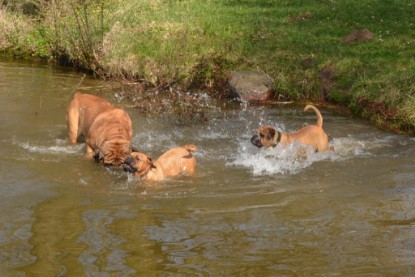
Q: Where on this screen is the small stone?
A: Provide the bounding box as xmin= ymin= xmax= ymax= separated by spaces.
xmin=226 ymin=71 xmax=275 ymax=103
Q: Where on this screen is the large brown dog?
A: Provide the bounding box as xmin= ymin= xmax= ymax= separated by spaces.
xmin=251 ymin=105 xmax=332 ymax=152
xmin=66 ymin=93 xmax=133 ymax=166
xmin=123 ymin=144 xmax=197 ymax=182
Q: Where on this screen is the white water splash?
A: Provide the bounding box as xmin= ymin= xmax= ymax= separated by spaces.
xmin=231 ymin=141 xmax=318 ymax=175
xmin=231 ymin=135 xmax=394 ymax=176
xmin=18 ymin=140 xmax=83 ymax=155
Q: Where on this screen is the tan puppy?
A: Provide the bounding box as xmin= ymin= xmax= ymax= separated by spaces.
xmin=251 ymin=105 xmax=332 ymax=152
xmin=123 ymin=145 xmax=197 ymax=182
xmin=66 ymin=92 xmax=133 ymax=166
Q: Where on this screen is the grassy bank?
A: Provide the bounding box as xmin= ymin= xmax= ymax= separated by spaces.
xmin=1 ymin=0 xmax=414 ymax=133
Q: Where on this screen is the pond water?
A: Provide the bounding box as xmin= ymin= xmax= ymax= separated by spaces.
xmin=1 ymin=60 xmax=415 ymax=276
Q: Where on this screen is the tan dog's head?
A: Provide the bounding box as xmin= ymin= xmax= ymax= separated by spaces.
xmin=94 ymin=140 xmax=131 ymax=166
xmin=123 ymin=152 xmax=156 ymax=177
xmin=251 ymin=126 xmax=279 ymax=148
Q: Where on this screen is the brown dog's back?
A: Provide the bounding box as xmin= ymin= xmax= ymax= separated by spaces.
xmin=67 ymin=93 xmax=114 ymax=142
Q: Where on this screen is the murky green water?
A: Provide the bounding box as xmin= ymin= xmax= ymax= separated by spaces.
xmin=1 ymin=60 xmax=415 ymax=276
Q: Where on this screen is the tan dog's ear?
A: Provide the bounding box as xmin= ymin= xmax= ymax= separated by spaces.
xmin=267 ymin=128 xmax=276 ymax=140
xmin=148 ymin=157 xmax=157 ymax=169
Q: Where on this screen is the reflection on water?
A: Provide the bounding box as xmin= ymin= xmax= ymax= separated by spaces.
xmin=1 ymin=60 xmax=415 ymax=275
xmin=79 ymin=209 xmax=136 ymax=276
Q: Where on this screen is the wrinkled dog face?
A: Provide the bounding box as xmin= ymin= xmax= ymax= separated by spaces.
xmin=98 ymin=140 xmax=131 ymax=166
xmin=123 ymin=152 xmax=155 ymax=177
xmin=251 ymin=126 xmax=277 ymax=148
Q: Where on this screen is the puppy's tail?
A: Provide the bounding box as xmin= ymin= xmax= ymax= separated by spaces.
xmin=304 ymin=105 xmax=323 ymax=128
xmin=183 ymin=144 xmax=197 ymax=153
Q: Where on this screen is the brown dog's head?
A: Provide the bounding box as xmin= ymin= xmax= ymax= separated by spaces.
xmin=251 ymin=126 xmax=280 ymax=148
xmin=94 ymin=140 xmax=131 ymax=166
xmin=123 ymin=152 xmax=156 ymax=177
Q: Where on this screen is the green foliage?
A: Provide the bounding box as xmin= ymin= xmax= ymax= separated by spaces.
xmin=41 ymin=0 xmax=108 ymax=74
xmin=25 ymin=26 xmax=51 ymax=58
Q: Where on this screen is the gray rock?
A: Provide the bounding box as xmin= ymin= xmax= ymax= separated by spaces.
xmin=226 ymin=71 xmax=275 ymax=102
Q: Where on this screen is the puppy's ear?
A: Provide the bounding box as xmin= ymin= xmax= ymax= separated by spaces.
xmin=267 ymin=128 xmax=276 ymax=140
xmin=148 ymin=157 xmax=156 ymax=169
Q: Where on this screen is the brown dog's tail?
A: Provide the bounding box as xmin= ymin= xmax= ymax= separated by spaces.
xmin=182 ymin=144 xmax=197 ymax=153
xmin=304 ymin=105 xmax=323 ymax=128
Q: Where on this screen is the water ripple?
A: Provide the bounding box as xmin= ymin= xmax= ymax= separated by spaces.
xmin=78 ymin=209 xmax=136 ymax=276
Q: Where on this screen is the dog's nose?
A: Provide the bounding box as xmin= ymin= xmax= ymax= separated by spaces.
xmin=124 ymin=157 xmax=133 ymax=164
xmin=93 ymin=149 xmax=102 ymax=162
xmin=250 ymin=134 xmax=262 ymax=148
xmin=250 ymin=134 xmax=257 ymax=143
xmin=122 ymin=163 xmax=131 ymax=172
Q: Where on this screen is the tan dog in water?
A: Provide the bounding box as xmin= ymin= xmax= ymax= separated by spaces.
xmin=123 ymin=145 xmax=197 ymax=182
xmin=66 ymin=93 xmax=133 ymax=166
xmin=251 ymin=105 xmax=332 ymax=152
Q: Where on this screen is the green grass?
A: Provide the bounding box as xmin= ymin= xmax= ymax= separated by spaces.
xmin=1 ymin=0 xmax=415 ymax=132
